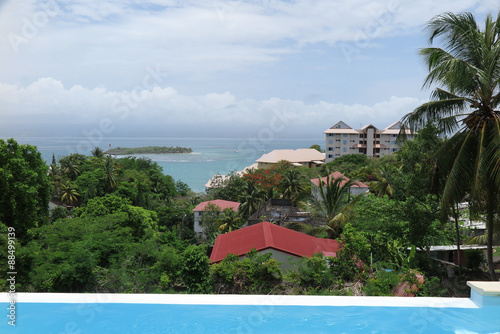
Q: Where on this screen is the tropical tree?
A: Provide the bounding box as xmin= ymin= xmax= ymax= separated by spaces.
xmin=401 ymin=11 xmax=500 ymax=279
xmin=281 ymin=168 xmax=308 ymax=202
xmin=217 ymin=208 xmax=244 ymax=233
xmin=309 ymin=174 xmax=361 ymax=238
xmin=60 ymin=156 xmax=81 ymax=180
xmin=60 ymin=180 xmax=80 ymax=206
xmin=91 ymin=147 xmax=105 ymax=158
xmin=0 ymin=139 xmax=51 ymax=240
xmin=238 ymin=181 xmax=266 ymax=217
xmin=103 ymin=155 xmax=119 ymax=192
xmin=370 ymin=164 xmax=399 ymax=197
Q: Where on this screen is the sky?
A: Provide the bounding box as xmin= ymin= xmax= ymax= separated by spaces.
xmin=0 ymin=0 xmax=498 ymax=140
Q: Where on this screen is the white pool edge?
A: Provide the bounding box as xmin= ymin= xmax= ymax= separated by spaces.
xmin=3 ymin=281 xmax=499 ymax=308
xmin=0 ymin=292 xmax=479 ymax=308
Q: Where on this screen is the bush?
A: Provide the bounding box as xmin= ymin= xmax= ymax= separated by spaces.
xmin=179 ymin=245 xmax=212 ymax=293
xmin=211 ymin=249 xmax=282 ymax=294
xmin=287 ymin=254 xmax=339 ymax=290
xmin=364 ymin=268 xmax=401 ymax=296
xmin=465 ymin=249 xmax=486 ymax=271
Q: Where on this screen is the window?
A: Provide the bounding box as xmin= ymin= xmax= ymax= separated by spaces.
xmin=328 ymin=147 xmax=334 ymax=151
xmin=391 ymin=141 xmax=396 ymax=145
xmin=343 ymin=140 xmax=347 ymax=145
xmin=343 ymin=148 xmax=347 ymax=152
xmin=328 ymin=154 xmax=333 ymax=158
xmin=329 ymin=140 xmax=333 ymax=144
xmin=328 ymin=134 xmax=335 ymax=137
xmin=376 ymin=134 xmax=381 ymax=138
xmin=359 ymin=134 xmax=364 ymax=138
xmin=343 ymin=134 xmax=348 ymax=137
xmin=375 ymin=141 xmax=380 ymax=144
xmin=358 ymin=148 xmax=364 ymax=153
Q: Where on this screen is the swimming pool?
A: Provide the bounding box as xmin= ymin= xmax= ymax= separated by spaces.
xmin=2 ymin=282 xmax=499 ymax=333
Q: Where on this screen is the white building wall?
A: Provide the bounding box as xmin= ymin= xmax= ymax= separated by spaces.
xmin=324 ymin=122 xmax=414 ymax=162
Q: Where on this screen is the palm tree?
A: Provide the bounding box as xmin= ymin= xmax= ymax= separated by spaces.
xmin=401 ymin=11 xmax=500 ymax=279
xmin=48 ymin=162 xmax=63 ymax=201
xmin=217 ymin=208 xmax=244 ymax=233
xmin=60 ymin=157 xmax=80 ymax=180
xmin=91 ymin=147 xmax=104 ymax=158
xmin=370 ymin=164 xmax=398 ymax=197
xmin=309 ymin=174 xmax=361 ymax=238
xmin=103 ymin=155 xmax=119 ymax=192
xmin=281 ymin=169 xmax=308 ymax=202
xmin=60 ymin=180 xmax=80 ymax=206
xmin=238 ymin=181 xmax=266 ymax=217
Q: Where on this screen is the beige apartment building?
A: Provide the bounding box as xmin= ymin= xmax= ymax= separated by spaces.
xmin=324 ymin=121 xmax=413 ymax=162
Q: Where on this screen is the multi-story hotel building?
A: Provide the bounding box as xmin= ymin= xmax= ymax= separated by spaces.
xmin=324 ymin=121 xmax=413 ymax=162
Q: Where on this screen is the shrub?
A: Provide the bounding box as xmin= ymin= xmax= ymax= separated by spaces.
xmin=210 ymin=249 xmax=282 ymax=294
xmin=464 ymin=249 xmax=486 ymax=271
xmin=364 ymin=269 xmax=401 ymax=296
xmin=179 ymin=245 xmax=212 ymax=293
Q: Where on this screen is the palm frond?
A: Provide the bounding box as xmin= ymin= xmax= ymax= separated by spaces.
xmin=402 ymin=94 xmax=468 ymax=134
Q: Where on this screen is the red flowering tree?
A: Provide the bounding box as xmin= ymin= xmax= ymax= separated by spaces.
xmin=242 ymin=161 xmax=291 ymax=193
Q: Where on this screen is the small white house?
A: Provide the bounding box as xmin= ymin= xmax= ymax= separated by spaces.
xmin=193 ymin=199 xmax=240 ymax=235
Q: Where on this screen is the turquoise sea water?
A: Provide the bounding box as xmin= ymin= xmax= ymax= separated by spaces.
xmin=1 ymin=303 xmax=500 ymax=333
xmin=3 ymin=136 xmax=323 ymax=192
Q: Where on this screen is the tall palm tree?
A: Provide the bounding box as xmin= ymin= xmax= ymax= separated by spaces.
xmin=60 ymin=180 xmax=80 ymax=206
xmin=91 ymin=147 xmax=104 ymax=158
xmin=217 ymin=208 xmax=244 ymax=233
xmin=60 ymin=157 xmax=80 ymax=181
xmin=309 ymin=174 xmax=361 ymax=239
xmin=402 ymin=11 xmax=500 ymax=279
xmin=238 ymin=181 xmax=266 ymax=217
xmin=281 ymin=169 xmax=308 ymax=202
xmin=48 ymin=162 xmax=62 ymax=201
xmin=370 ymin=164 xmax=398 ymax=197
xmin=103 ymin=155 xmax=119 ymax=192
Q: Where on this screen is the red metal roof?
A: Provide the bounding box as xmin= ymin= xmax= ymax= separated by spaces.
xmin=310 ymin=171 xmax=368 ymax=188
xmin=210 ymin=221 xmax=340 ymax=263
xmin=392 ymin=272 xmax=424 ymax=297
xmin=193 ymin=199 xmax=240 ymax=212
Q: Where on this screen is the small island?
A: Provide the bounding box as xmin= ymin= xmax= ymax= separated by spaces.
xmin=105 ymin=146 xmax=193 ymax=155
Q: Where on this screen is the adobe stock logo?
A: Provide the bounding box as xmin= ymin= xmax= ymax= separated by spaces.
xmin=7 ymin=1 xmax=61 ymax=54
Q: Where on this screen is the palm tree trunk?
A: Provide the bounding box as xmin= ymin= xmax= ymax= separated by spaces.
xmin=486 ymin=185 xmax=497 ymax=280
xmin=452 ymin=203 xmax=462 ymax=275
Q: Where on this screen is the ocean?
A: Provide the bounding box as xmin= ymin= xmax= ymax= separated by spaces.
xmin=3 ymin=136 xmax=324 ymax=193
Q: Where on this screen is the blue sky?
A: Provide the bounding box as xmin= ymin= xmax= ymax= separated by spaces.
xmin=0 ymin=0 xmax=498 ymax=139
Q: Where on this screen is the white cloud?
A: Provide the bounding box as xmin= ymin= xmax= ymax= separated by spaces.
xmin=0 ymin=77 xmax=423 ymax=137
xmin=0 ymin=0 xmax=490 ymax=87
xmin=0 ymin=0 xmax=490 ymax=139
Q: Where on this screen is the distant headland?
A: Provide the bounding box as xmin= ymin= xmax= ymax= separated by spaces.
xmin=105 ymin=146 xmax=193 ymax=155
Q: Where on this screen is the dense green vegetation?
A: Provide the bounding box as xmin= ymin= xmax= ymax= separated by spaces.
xmin=402 ymin=11 xmax=500 ymax=280
xmin=1 ymin=10 xmax=498 ymax=296
xmin=105 ymin=146 xmax=192 ymax=155
xmin=0 ymin=120 xmax=493 ymax=295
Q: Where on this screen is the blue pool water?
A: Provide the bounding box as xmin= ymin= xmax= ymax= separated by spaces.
xmin=2 ymin=303 xmax=500 ymax=333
